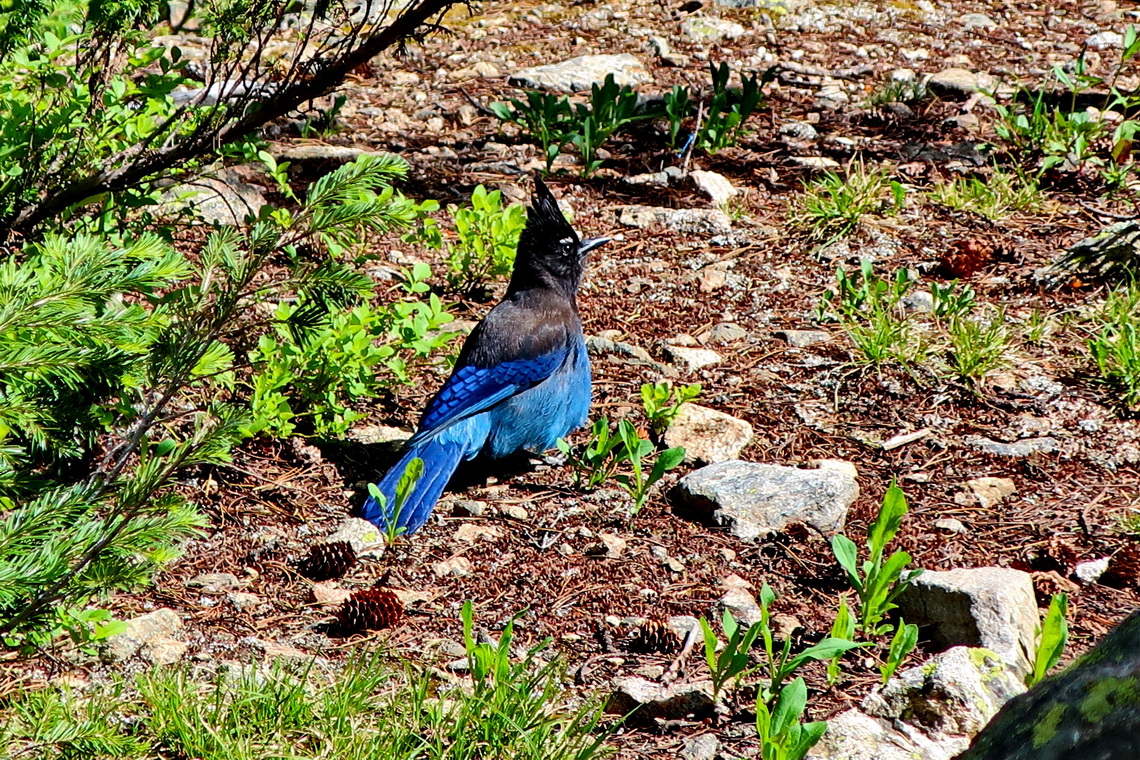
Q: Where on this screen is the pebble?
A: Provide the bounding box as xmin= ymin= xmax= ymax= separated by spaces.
xmin=935 ymin=518 xmax=968 ymax=534
xmin=186 ymin=573 xmax=242 ymax=593
xmin=433 ymin=556 xmax=474 ymax=577
xmin=776 ymin=329 xmax=830 ymax=347
xmin=663 ymin=344 xmax=723 ymax=372
xmin=454 ymin=524 xmax=504 ymax=542
xmin=966 ymin=477 xmax=1017 ymax=508
xmin=1074 ymin=557 xmax=1110 ymax=584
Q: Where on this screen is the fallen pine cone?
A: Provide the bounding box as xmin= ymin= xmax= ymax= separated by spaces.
xmin=335 ymin=588 xmax=404 ymax=633
xmin=298 ymin=541 xmax=358 ymax=581
xmin=626 ymin=618 xmax=680 ymax=655
xmin=940 ymin=238 xmax=993 ymax=279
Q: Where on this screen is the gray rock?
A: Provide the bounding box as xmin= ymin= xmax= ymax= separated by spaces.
xmin=616 ymin=205 xmax=733 ymax=235
xmin=808 ymin=708 xmax=949 ymax=760
xmin=663 ymin=345 xmax=723 ymax=372
xmin=681 ymin=16 xmax=745 ymax=43
xmin=966 ymin=436 xmax=1059 ymax=457
xmin=936 ymin=518 xmax=968 ymax=534
xmin=927 ymin=68 xmax=984 ymax=99
xmin=943 ymin=113 xmax=981 ymax=132
xmin=606 ymin=677 xmax=715 ymax=723
xmin=716 ymin=0 xmax=799 ymax=9
xmin=960 ymin=13 xmax=998 ymax=29
xmin=452 ymin=500 xmax=487 ymax=517
xmin=720 ymin=586 xmax=762 ymax=627
xmin=187 ymin=572 xmax=242 ymax=593
xmin=103 ymin=608 xmax=184 ymax=662
xmin=776 ymin=329 xmax=830 ymax=347
xmin=585 ymin=336 xmax=667 ymax=372
xmin=347 ymin=424 xmax=411 ymax=446
xmin=903 ymin=290 xmax=936 ymax=313
xmin=586 ymin=533 xmax=627 ymax=558
xmin=702 ymin=322 xmax=748 ymax=344
xmin=689 ymin=170 xmax=738 ymax=205
xmin=1050 ymin=220 xmax=1140 ymax=285
xmin=143 ymin=637 xmax=188 ymax=666
xmin=227 ymin=592 xmax=261 ymax=610
xmin=1074 ymin=557 xmax=1110 ymax=584
xmin=624 ymin=171 xmax=671 ymax=188
xmin=509 ymin=54 xmax=651 ymax=93
xmin=161 ymin=168 xmax=267 ymax=226
xmin=1087 ymin=31 xmax=1124 ymax=50
xmin=664 ymin=403 xmax=754 ymax=464
xmin=673 ymin=460 xmax=859 ymax=540
xmin=897 ymin=567 xmax=1039 ymax=674
xmin=683 ymin=733 xmax=719 ymax=760
xmin=956 ymin=608 xmax=1140 ymax=760
xmin=277 ymin=145 xmax=389 ymax=164
xmin=789 ymin=155 xmax=842 ymax=171
xmin=433 ymin=556 xmax=474 ymax=577
xmin=780 ymin=121 xmax=819 ymax=141
xmin=326 ymin=517 xmax=386 ymax=556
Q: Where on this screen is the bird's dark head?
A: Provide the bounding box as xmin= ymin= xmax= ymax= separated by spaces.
xmin=509 ymin=177 xmax=609 ymax=296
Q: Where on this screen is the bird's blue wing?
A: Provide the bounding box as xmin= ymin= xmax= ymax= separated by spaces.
xmin=407 ymin=348 xmax=568 ymax=447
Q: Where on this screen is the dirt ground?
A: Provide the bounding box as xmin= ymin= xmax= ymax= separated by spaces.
xmin=16 ymin=0 xmax=1140 ymax=756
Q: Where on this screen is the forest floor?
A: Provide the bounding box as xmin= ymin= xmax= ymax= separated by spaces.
xmin=16 ymin=0 xmax=1140 ymax=756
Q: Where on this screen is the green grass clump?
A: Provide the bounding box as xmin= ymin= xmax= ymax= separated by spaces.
xmin=1088 ymin=282 xmax=1140 ymax=409
xmin=793 ymin=162 xmax=906 ymax=240
xmin=929 ymin=169 xmax=1044 ymax=220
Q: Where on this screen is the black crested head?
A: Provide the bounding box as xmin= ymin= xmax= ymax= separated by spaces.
xmin=508 ymin=177 xmax=606 ymax=296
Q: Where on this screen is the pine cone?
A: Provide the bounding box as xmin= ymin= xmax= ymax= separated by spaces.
xmin=626 ymin=618 xmax=680 ymax=654
xmin=298 ymin=541 xmax=358 ymax=581
xmin=335 ymin=588 xmax=404 ymax=633
xmin=940 ymin=238 xmax=993 ymax=279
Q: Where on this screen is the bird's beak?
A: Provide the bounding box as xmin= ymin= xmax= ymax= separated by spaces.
xmin=577 ymin=237 xmax=611 ymax=257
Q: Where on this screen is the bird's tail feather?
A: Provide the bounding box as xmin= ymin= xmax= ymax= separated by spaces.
xmin=359 ymin=440 xmax=465 ymax=535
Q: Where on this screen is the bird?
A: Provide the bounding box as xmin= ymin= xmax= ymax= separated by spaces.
xmin=359 ymin=178 xmax=610 ymax=536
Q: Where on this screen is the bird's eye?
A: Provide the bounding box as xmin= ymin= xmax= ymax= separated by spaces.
xmin=559 ymin=236 xmax=575 ymax=247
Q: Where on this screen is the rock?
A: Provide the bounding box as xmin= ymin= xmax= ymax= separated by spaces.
xmin=681 ymin=16 xmax=745 ymax=43
xmin=500 ymin=505 xmax=529 ymax=521
xmin=716 ymin=0 xmax=798 ymax=9
xmin=347 ymin=424 xmax=410 ymax=446
xmin=780 ymin=121 xmax=819 ymax=141
xmin=585 ymin=336 xmax=665 ymax=370
xmin=1074 ymin=557 xmax=1110 ymax=584
xmin=957 ymin=608 xmax=1140 ymax=760
xmin=663 ymin=403 xmax=754 ymax=464
xmin=311 ymin=582 xmax=352 ymax=606
xmin=277 ymin=145 xmax=380 ymax=164
xmin=673 ymin=460 xmax=859 ymax=540
xmin=689 ymin=170 xmax=738 ymax=205
xmin=944 ymin=113 xmax=981 ymax=132
xmin=668 ymin=615 xmax=701 ymax=641
xmin=776 ymin=329 xmax=830 ymax=347
xmin=509 ymin=54 xmax=651 ymax=93
xmin=172 ymin=79 xmax=267 ymax=106
xmin=452 ymin=500 xmax=487 ymax=517
xmin=903 ymin=290 xmax=935 ymax=313
xmin=720 ymin=586 xmax=762 ymax=627
xmin=812 ymin=459 xmax=859 ymax=479
xmin=606 ymin=677 xmax=716 ymax=723
xmin=1087 ymin=30 xmax=1124 ymax=49
xmin=103 ymin=608 xmax=184 ymax=662
xmin=143 ymin=637 xmax=188 ymax=666
xmin=960 ymin=12 xmax=998 ymax=29
xmin=186 ymin=572 xmax=242 ymax=593
xmin=936 ymin=518 xmax=968 ymax=534
xmin=683 ymin=733 xmax=719 ymax=760
xmin=624 ymin=170 xmax=671 ymax=188
xmin=244 ymin=637 xmax=311 ymax=664
xmin=227 ymin=592 xmax=261 ymax=610
xmin=697 ymin=267 xmax=728 ymax=293
xmin=966 ymin=436 xmax=1059 ymax=457
xmin=789 ymin=155 xmax=842 ymax=171
xmin=161 ymin=168 xmax=267 ymax=226
xmin=808 ymin=708 xmax=944 ymax=760
xmin=966 ymin=477 xmax=1017 ymax=508
xmin=897 ymin=567 xmax=1039 ymax=673
xmin=663 ymin=345 xmax=723 ymax=372
xmin=927 ymin=68 xmax=987 ymax=99
xmin=772 ymin=614 xmax=802 ymax=639
xmin=326 ymin=517 xmax=385 ymax=555
xmin=616 ymin=205 xmax=733 ymax=235
xmin=701 ymin=322 xmax=748 ymax=344
xmin=433 ymin=556 xmax=474 ymax=577
xmin=586 ymin=533 xmax=628 ymax=558
xmin=1050 ymin=220 xmax=1140 ymax=284
xmin=454 ymin=524 xmax=504 ymax=542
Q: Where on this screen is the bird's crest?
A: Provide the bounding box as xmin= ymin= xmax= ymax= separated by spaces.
xmin=525 ymin=177 xmax=579 ymax=245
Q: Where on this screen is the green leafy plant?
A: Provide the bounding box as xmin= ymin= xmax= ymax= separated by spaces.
xmin=793 ymin=161 xmax=905 ymax=240
xmin=945 ymin=308 xmax=1010 ymax=385
xmin=879 ymin=621 xmax=919 ymax=685
xmin=557 ymin=417 xmax=627 ymax=490
xmin=614 ymin=420 xmax=685 ymax=514
xmin=1027 ymin=593 xmax=1069 ymax=687
xmin=826 ymin=597 xmax=856 ymax=686
xmin=697 ymin=63 xmax=769 ymax=153
xmin=409 ymin=185 xmax=527 ymax=294
xmin=755 ymin=677 xmax=828 ymax=760
xmin=820 ymin=262 xmax=927 ymax=367
xmin=830 ymin=483 xmax=922 ymax=637
xmin=571 ymin=74 xmax=647 ymax=176
xmin=1088 ymin=282 xmax=1140 ymax=409
xmin=930 ymin=280 xmax=977 ymax=320
xmin=490 ymin=90 xmax=576 ymax=173
xmin=700 ymin=609 xmax=764 ymax=701
xmin=663 ymin=85 xmax=691 ymax=150
xmin=640 ymin=381 xmax=702 ymax=436
xmin=367 ymin=457 xmax=425 ymax=545
xmin=929 ymin=168 xmax=1043 ymax=220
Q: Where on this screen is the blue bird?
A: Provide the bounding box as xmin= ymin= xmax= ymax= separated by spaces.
xmin=360 ymin=178 xmax=610 ymax=535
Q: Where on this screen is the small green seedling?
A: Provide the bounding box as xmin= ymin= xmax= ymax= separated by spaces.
xmin=614 ymin=419 xmax=684 ymax=514
xmin=756 ymin=677 xmax=828 ymax=760
xmin=367 ymin=456 xmax=423 ymax=545
xmin=640 ymin=381 xmax=701 ymax=436
xmin=879 ymin=620 xmax=919 ymax=685
xmin=1027 ymin=593 xmax=1069 ymax=687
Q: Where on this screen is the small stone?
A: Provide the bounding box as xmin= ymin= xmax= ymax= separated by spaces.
xmin=624 ymin=171 xmax=671 ymax=188
xmin=681 ymin=16 xmax=745 ymax=43
xmin=701 ymin=322 xmax=748 ymax=344
xmin=500 ymin=505 xmax=529 ymax=521
xmin=788 ymin=155 xmax=842 ymax=171
xmin=1087 ymin=31 xmax=1124 ymax=49
xmin=557 ymin=542 xmax=575 ymax=556
xmin=689 ymin=170 xmax=738 ymax=205
xmin=772 ymin=614 xmax=802 ymax=640
xmin=776 ymin=329 xmax=830 ymax=347
xmin=311 ymin=582 xmax=352 ymax=606
xmin=606 ymin=677 xmax=715 ymax=723
xmin=433 ymin=556 xmax=474 ymax=577
xmin=454 ymin=524 xmax=504 ymax=542
xmin=347 ymin=424 xmax=411 ymax=446
xmin=245 ymin=637 xmax=311 ymax=664
xmin=160 ymin=168 xmax=267 ymax=226
xmin=902 ymin=290 xmax=935 ymax=313
xmin=682 ymin=733 xmax=719 ymax=760
xmin=327 ymin=517 xmax=386 ymax=556
xmin=812 ymin=459 xmax=859 ymax=480
xmin=509 ymin=54 xmax=650 ymax=93
xmin=471 ymin=61 xmax=500 ymax=78
xmin=960 ymin=12 xmax=998 ymax=29
xmin=456 ymin=104 xmax=479 ymax=126
xmin=186 ymin=572 xmax=242 ymax=593
xmin=966 ymin=477 xmax=1017 ymax=508
xmin=452 ymin=500 xmax=487 ymax=517
xmin=1074 ymin=557 xmax=1110 ymax=584
xmin=227 ymin=592 xmax=261 ymax=610
xmin=897 ymin=567 xmax=1039 ymax=674
xmin=697 ymin=267 xmax=728 ymax=293
xmin=966 ymin=436 xmax=1059 ymax=457
xmin=936 ymin=518 xmax=969 ymax=534
xmin=663 ymin=345 xmax=723 ymax=372
xmin=780 ymin=121 xmax=818 ymax=141
xmin=143 ymin=637 xmax=188 ymax=666
xmin=673 ymin=460 xmax=859 ymax=540
xmin=944 ymin=113 xmax=981 ymax=132
xmin=720 ymin=586 xmax=762 ymax=627
xmin=663 ymin=403 xmax=754 ymax=464
xmin=668 ymin=615 xmax=700 ymax=641
xmin=103 ymin=608 xmax=184 ymax=662
xmin=586 ymin=533 xmax=628 ymax=558
xmin=927 ymin=68 xmax=984 ymax=99
xmin=664 ymin=557 xmax=685 ymax=573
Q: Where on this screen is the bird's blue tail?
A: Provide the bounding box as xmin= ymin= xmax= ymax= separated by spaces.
xmin=359 ymin=439 xmax=466 ymax=535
